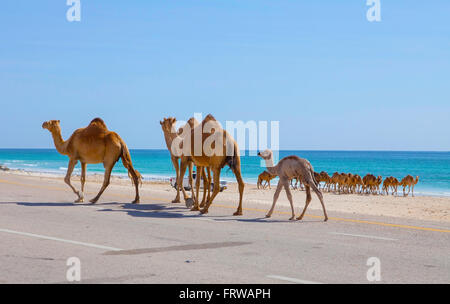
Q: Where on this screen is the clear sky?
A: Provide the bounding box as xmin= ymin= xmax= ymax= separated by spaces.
xmin=1 ymin=1 xmax=449 ymax=151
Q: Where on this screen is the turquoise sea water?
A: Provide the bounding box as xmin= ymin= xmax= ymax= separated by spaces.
xmin=1 ymin=149 xmax=449 ymax=196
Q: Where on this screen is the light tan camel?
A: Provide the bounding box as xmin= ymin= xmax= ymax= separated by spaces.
xmin=177 ymin=114 xmax=245 ymax=215
xmin=257 ymin=171 xmax=276 ymax=189
xmin=160 ymin=117 xmax=210 ymax=207
xmin=258 ymin=149 xmax=328 ymax=221
xmin=400 ymin=175 xmax=419 ymax=197
xmin=42 ymin=118 xmax=141 ymax=203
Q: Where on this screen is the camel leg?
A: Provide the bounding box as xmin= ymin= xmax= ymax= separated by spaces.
xmin=233 ymin=167 xmax=245 ymax=216
xmin=268 ymin=180 xmax=271 ymax=189
xmin=64 ymin=159 xmax=82 ymax=202
xmin=171 ymin=156 xmax=182 ymax=203
xmin=297 ymin=185 xmax=312 ymax=221
xmin=200 ymin=167 xmax=208 ymax=208
xmin=185 ymin=160 xmax=193 ymax=201
xmin=308 ymin=182 xmax=328 ymax=221
xmin=200 ymin=168 xmax=221 ymax=215
xmin=281 ymin=178 xmax=295 ymax=220
xmin=200 ymin=167 xmax=212 ymax=208
xmin=90 ymin=163 xmax=113 ymax=204
xmin=176 ymin=160 xmax=189 ymax=204
xmin=75 ymin=162 xmax=86 ymax=203
xmin=190 ymin=166 xmax=202 ymax=211
xmin=266 ymin=181 xmax=283 ymax=218
xmin=206 ymin=167 xmax=211 ymax=203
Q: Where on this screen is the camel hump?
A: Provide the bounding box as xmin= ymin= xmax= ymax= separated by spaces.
xmin=202 ymin=114 xmax=217 ymax=126
xmin=89 ymin=118 xmax=108 ymax=129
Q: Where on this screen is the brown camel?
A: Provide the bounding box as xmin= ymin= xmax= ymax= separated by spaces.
xmin=290 ymin=175 xmax=304 ymax=190
xmin=257 ymin=171 xmax=276 ymax=189
xmin=160 ymin=117 xmax=195 ymax=204
xmin=350 ymin=174 xmax=364 ymax=194
xmin=160 ymin=117 xmax=210 ymax=207
xmin=383 ymin=176 xmax=400 ymax=196
xmin=317 ymin=171 xmax=331 ymax=191
xmin=176 ymin=114 xmax=245 ymax=215
xmin=362 ymin=174 xmax=382 ymax=195
xmin=258 ymin=149 xmax=328 ymax=221
xmin=400 ymin=175 xmax=419 ymax=197
xmin=328 ymin=172 xmax=340 ymax=192
xmin=42 ymin=118 xmax=141 ymax=204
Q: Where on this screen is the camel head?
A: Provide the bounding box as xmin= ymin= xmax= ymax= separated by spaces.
xmin=257 ymin=149 xmax=273 ymax=160
xmin=159 ymin=117 xmax=177 ymax=133
xmin=42 ymin=120 xmax=61 ymax=133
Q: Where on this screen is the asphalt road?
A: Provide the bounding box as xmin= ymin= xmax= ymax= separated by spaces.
xmin=0 ymin=175 xmax=449 ymax=284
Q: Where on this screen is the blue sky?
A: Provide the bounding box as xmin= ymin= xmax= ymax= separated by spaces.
xmin=1 ymin=1 xmax=449 ymax=151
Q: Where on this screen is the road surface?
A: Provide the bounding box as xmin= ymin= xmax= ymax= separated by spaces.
xmin=0 ymin=174 xmax=449 ymax=283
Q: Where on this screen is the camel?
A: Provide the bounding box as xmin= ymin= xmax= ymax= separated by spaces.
xmin=329 ymin=172 xmax=340 ymax=193
xmin=382 ymin=176 xmax=400 ymax=196
xmin=160 ymin=117 xmax=210 ymax=207
xmin=42 ymin=118 xmax=141 ymax=204
xmin=290 ymin=175 xmax=304 ymax=190
xmin=350 ymin=174 xmax=364 ymax=194
xmin=176 ymin=114 xmax=244 ymax=215
xmin=317 ymin=171 xmax=331 ymax=191
xmin=258 ymin=149 xmax=328 ymax=221
xmin=257 ymin=171 xmax=276 ymax=189
xmin=362 ymin=174 xmax=382 ymax=195
xmin=160 ymin=117 xmax=195 ymax=204
xmin=400 ymin=175 xmax=419 ymax=197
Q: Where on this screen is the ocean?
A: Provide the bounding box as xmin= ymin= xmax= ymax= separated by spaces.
xmin=1 ymin=149 xmax=449 ymax=197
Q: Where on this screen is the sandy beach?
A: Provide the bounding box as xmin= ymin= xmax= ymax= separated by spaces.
xmin=2 ymin=169 xmax=449 ymax=223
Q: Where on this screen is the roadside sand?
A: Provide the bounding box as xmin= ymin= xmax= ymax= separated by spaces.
xmin=1 ymin=170 xmax=449 ymax=223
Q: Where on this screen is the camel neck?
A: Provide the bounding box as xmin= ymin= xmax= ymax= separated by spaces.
xmin=50 ymin=130 xmax=67 ymax=155
xmin=264 ymin=157 xmax=278 ymax=175
xmin=163 ymin=131 xmax=177 ymax=151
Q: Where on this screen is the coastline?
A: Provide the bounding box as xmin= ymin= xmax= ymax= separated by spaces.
xmin=2 ymin=164 xmax=449 ymax=198
xmin=1 ymin=167 xmax=449 ymax=223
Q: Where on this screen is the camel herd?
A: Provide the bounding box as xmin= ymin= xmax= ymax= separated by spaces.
xmin=42 ymin=116 xmax=419 ymax=222
xmin=257 ymin=170 xmax=420 ymax=197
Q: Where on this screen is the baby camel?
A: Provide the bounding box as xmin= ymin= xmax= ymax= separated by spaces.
xmin=257 ymin=149 xmax=328 ymax=221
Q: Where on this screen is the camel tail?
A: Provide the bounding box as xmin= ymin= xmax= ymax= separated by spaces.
xmin=310 ymin=167 xmax=319 ymax=187
xmin=119 ymin=139 xmax=142 ymax=187
xmin=225 ymin=144 xmax=240 ymax=174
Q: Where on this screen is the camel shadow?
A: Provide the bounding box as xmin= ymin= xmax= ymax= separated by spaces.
xmin=96 ymin=202 xmax=208 ymax=219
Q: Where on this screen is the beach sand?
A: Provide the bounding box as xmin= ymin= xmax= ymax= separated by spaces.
xmin=1 ymin=169 xmax=449 ymax=223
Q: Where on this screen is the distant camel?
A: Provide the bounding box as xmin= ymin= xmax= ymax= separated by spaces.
xmin=383 ymin=176 xmax=400 ymax=196
xmin=350 ymin=174 xmax=364 ymax=194
xmin=290 ymin=175 xmax=304 ymax=190
xmin=317 ymin=171 xmax=331 ymax=191
xmin=362 ymin=174 xmax=382 ymax=195
xmin=329 ymin=172 xmax=340 ymax=192
xmin=258 ymin=149 xmax=328 ymax=221
xmin=257 ymin=171 xmax=276 ymax=189
xmin=400 ymin=175 xmax=419 ymax=197
xmin=42 ymin=118 xmax=141 ymax=203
